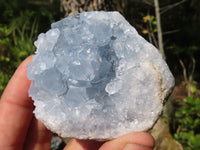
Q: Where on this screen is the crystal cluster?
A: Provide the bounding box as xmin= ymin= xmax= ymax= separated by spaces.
xmin=27 ymin=11 xmax=174 ymax=140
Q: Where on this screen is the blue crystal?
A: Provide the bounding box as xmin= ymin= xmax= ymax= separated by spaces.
xmin=27 ymin=11 xmax=174 ymax=140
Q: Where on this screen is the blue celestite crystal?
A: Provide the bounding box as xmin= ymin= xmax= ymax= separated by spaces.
xmin=27 ymin=11 xmax=174 ymax=140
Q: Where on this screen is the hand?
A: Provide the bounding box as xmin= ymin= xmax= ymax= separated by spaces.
xmin=0 ymin=56 xmax=155 ymax=150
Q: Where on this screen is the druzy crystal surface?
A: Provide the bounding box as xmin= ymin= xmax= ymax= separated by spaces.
xmin=27 ymin=11 xmax=174 ymax=140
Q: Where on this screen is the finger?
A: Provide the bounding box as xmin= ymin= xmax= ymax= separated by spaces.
xmin=63 ymin=132 xmax=155 ymax=150
xmin=64 ymin=139 xmax=104 ymax=150
xmin=123 ymin=143 xmax=153 ymax=150
xmin=24 ymin=117 xmax=53 ymax=150
xmin=99 ymin=132 xmax=155 ymax=150
xmin=0 ymin=56 xmax=34 ymax=149
xmin=1 ymin=55 xmax=33 ymax=107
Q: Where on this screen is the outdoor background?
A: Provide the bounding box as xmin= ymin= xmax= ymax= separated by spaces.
xmin=0 ymin=0 xmax=200 ymax=149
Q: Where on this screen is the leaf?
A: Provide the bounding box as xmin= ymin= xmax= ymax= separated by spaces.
xmin=142 ymin=29 xmax=149 ymax=34
xmin=188 ymin=134 xmax=200 ymax=149
xmin=143 ymin=15 xmax=151 ymax=23
xmin=153 ymin=28 xmax=157 ymax=32
xmin=190 ymin=84 xmax=197 ymax=94
xmin=152 ymin=21 xmax=157 ymax=25
xmin=150 ymin=16 xmax=154 ymax=21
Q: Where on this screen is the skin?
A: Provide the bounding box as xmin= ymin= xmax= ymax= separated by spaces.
xmin=0 ymin=56 xmax=155 ymax=150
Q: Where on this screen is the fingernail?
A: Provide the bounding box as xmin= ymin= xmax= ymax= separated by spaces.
xmin=123 ymin=144 xmax=151 ymax=150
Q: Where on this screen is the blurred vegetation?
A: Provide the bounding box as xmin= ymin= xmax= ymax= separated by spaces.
xmin=0 ymin=0 xmax=200 ymax=149
xmin=172 ymin=96 xmax=200 ymax=150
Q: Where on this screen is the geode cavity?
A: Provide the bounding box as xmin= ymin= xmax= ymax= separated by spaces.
xmin=27 ymin=11 xmax=174 ymax=140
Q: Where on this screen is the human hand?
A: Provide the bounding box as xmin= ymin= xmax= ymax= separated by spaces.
xmin=0 ymin=56 xmax=155 ymax=150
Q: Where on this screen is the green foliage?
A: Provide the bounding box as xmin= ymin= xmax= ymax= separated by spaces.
xmin=142 ymin=15 xmax=158 ymax=34
xmin=167 ymin=44 xmax=199 ymax=56
xmin=0 ymin=13 xmax=38 ymax=96
xmin=175 ymin=131 xmax=200 ymax=150
xmin=173 ymin=97 xmax=200 ymax=150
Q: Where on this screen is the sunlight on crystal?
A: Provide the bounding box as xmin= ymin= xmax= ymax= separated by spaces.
xmin=27 ymin=11 xmax=174 ymax=140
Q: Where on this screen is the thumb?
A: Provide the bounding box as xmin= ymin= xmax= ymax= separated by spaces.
xmin=64 ymin=139 xmax=104 ymax=150
xmin=99 ymin=132 xmax=155 ymax=150
xmin=63 ymin=132 xmax=154 ymax=150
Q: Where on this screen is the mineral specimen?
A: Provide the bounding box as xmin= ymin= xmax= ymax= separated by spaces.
xmin=27 ymin=11 xmax=174 ymax=140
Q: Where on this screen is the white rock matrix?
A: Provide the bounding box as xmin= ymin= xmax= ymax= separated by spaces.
xmin=27 ymin=11 xmax=175 ymax=140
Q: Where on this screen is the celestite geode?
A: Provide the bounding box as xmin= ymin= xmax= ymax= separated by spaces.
xmin=27 ymin=11 xmax=174 ymax=140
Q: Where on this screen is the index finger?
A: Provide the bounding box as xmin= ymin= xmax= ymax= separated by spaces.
xmin=0 ymin=56 xmax=34 ymax=149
